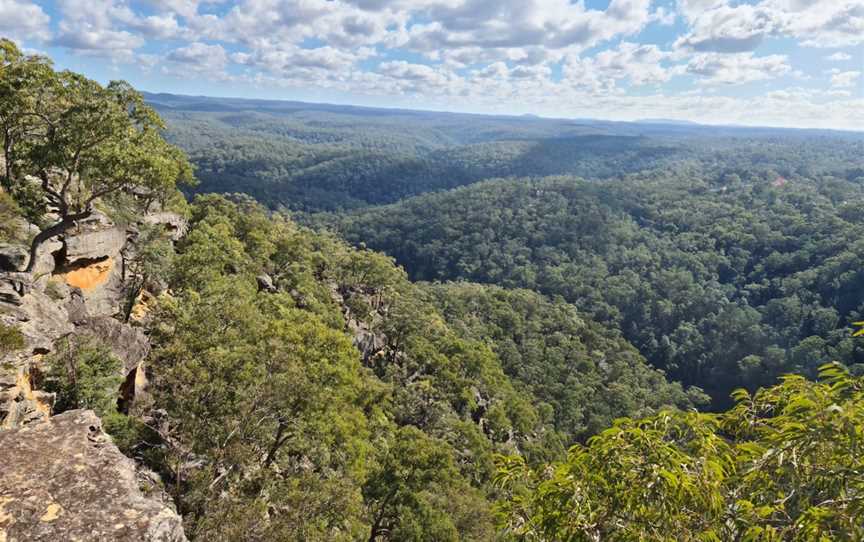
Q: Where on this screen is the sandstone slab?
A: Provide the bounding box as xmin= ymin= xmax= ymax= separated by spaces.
xmin=0 ymin=410 xmax=186 ymax=542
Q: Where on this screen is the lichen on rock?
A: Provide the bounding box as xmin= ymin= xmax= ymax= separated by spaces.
xmin=0 ymin=410 xmax=186 ymax=542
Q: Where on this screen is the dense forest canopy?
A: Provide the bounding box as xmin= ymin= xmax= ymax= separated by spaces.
xmin=2 ymin=51 xmax=864 ymax=541
xmin=111 ymin=194 xmax=705 ymax=539
xmin=149 ymin=93 xmax=864 ymax=214
xmin=326 ymin=172 xmax=864 ymax=406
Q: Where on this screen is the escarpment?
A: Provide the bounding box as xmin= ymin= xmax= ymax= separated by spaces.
xmin=0 ymin=208 xmax=187 ymax=541
xmin=0 ymin=410 xmax=186 ymax=542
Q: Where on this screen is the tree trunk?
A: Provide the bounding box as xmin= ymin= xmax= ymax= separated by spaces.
xmin=263 ymin=421 xmax=288 ymax=469
xmin=24 ymin=210 xmax=90 ymax=272
xmin=1 ymin=131 xmax=12 ymax=192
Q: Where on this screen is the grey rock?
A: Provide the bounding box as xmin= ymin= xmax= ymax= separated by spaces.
xmin=0 ymin=363 xmax=54 ymax=428
xmin=64 ymin=221 xmax=128 ymax=264
xmin=65 ymin=288 xmax=88 ymax=324
xmin=30 ymin=239 xmax=63 ymax=279
xmin=0 ymin=409 xmax=187 ymax=542
xmin=0 ymin=244 xmax=27 ymax=272
xmin=143 ymin=212 xmax=188 ymax=241
xmin=0 ymin=281 xmax=23 ymax=306
xmin=3 ymin=287 xmax=75 ymax=355
xmin=256 ymin=273 xmax=277 ymax=293
xmin=76 ymin=316 xmax=150 ymax=372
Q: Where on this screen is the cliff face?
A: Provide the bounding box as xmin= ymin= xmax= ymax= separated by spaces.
xmin=0 ymin=210 xmax=187 ymax=541
xmin=0 ymin=410 xmax=186 ymax=542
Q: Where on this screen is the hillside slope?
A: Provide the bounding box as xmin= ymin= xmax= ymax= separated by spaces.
xmin=325 ymin=173 xmax=864 ymax=405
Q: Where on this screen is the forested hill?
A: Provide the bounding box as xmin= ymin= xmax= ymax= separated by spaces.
xmin=323 ymin=172 xmax=864 ymax=407
xmin=148 ymin=92 xmax=864 ymax=213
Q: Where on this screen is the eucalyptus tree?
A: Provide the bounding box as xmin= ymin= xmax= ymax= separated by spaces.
xmin=0 ymin=39 xmax=193 ymax=270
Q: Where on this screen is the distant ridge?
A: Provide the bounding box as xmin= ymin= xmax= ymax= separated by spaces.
xmin=635 ymin=118 xmax=701 ymax=126
xmin=142 ymin=91 xmax=863 ymax=137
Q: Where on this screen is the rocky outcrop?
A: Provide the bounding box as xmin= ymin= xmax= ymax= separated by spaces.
xmin=63 ymin=215 xmax=128 ymax=265
xmin=0 ymin=244 xmax=27 ymax=273
xmin=0 ymin=362 xmax=54 ymax=429
xmin=257 ymin=273 xmax=277 ymax=293
xmin=76 ymin=316 xmax=151 ymax=371
xmin=0 ymin=409 xmax=186 ymax=542
xmin=0 ymin=201 xmax=188 ymax=540
xmin=143 ymin=212 xmax=188 ymax=241
xmin=1 ymin=283 xmax=74 ymax=356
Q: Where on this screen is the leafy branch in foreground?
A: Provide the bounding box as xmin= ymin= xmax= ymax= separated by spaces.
xmin=495 ymin=362 xmax=864 ymax=541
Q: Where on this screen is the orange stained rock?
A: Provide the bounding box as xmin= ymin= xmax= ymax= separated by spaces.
xmin=63 ymin=257 xmax=114 ymax=291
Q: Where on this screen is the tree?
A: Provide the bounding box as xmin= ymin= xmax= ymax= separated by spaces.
xmin=363 ymin=426 xmax=481 ymax=542
xmin=0 ymin=38 xmax=54 ymax=189
xmin=495 ymin=363 xmax=864 ymax=541
xmin=0 ymin=40 xmax=193 ymax=271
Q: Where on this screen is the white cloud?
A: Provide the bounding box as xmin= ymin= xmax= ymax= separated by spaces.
xmin=590 ymin=42 xmax=674 ymax=86
xmin=400 ymin=0 xmax=653 ymax=61
xmin=0 ymin=0 xmax=51 ymax=42
xmin=233 ymin=43 xmax=373 ymax=75
xmin=4 ymin=0 xmax=861 ymax=131
xmin=52 ymin=0 xmax=146 ymax=60
xmin=676 ymin=0 xmax=864 ymax=53
xmin=686 ymin=52 xmax=790 ymax=85
xmin=675 ymin=3 xmax=773 ymax=53
xmin=768 ymin=0 xmax=864 ymax=48
xmin=830 ymin=70 xmax=861 ymax=88
xmin=165 ymin=42 xmax=230 ymax=75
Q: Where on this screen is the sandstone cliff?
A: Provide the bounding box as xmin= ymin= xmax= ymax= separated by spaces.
xmin=0 ymin=410 xmax=186 ymax=542
xmin=0 ymin=209 xmax=187 ymax=541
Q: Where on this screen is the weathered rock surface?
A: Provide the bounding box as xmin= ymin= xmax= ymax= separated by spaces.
xmin=257 ymin=273 xmax=277 ymax=293
xmin=1 ymin=285 xmax=74 ymax=356
xmin=76 ymin=315 xmax=151 ymax=372
xmin=63 ymin=214 xmax=128 ymax=265
xmin=0 ymin=362 xmax=54 ymax=428
xmin=143 ymin=212 xmax=188 ymax=241
xmin=0 ymin=244 xmax=27 ymax=272
xmin=0 ymin=409 xmax=186 ymax=542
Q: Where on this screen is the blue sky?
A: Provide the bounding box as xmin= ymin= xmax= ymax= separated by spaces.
xmin=1 ymin=0 xmax=862 ymax=129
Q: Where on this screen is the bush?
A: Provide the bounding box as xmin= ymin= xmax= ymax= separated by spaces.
xmin=0 ymin=190 xmax=24 ymax=242
xmin=44 ymin=336 xmax=124 ymax=414
xmin=0 ymin=322 xmax=24 ymax=358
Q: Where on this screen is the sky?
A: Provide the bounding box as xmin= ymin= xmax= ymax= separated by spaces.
xmin=1 ymin=0 xmax=863 ymax=130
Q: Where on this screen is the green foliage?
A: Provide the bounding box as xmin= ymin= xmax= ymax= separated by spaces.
xmin=41 ymin=335 xmax=150 ymax=454
xmin=0 ymin=321 xmax=24 ymax=358
xmin=0 ymin=189 xmax=24 ymax=242
xmin=139 ymin=195 xmax=550 ymax=539
xmin=149 ymin=276 xmax=375 ymax=540
xmin=425 ymin=283 xmax=701 ymax=443
xmin=151 ymin=92 xmax=864 ymax=213
xmin=122 ymin=223 xmax=175 ymax=321
xmin=44 ymin=336 xmax=124 ymax=415
xmin=0 ymin=39 xmax=194 ymax=269
xmin=331 ymin=175 xmax=864 ymax=406
xmin=496 ymin=363 xmax=864 ymax=541
xmin=363 ymin=426 xmax=493 ymax=542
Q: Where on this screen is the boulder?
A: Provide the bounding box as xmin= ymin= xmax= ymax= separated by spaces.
xmin=58 ymin=256 xmax=126 ymax=317
xmin=76 ymin=316 xmax=150 ymax=372
xmin=0 ymin=244 xmax=27 ymax=272
xmin=0 ymin=409 xmax=187 ymax=541
xmin=0 ymin=362 xmax=54 ymax=428
xmin=30 ymin=239 xmax=63 ymax=279
xmin=0 ymin=281 xmax=23 ymax=306
xmin=1 ymin=287 xmax=74 ymax=355
xmin=256 ymin=273 xmax=277 ymax=293
xmin=64 ymin=227 xmax=128 ymax=264
xmin=143 ymin=212 xmax=188 ymax=241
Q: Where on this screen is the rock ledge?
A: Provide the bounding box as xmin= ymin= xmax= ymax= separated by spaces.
xmin=0 ymin=410 xmax=186 ymax=542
